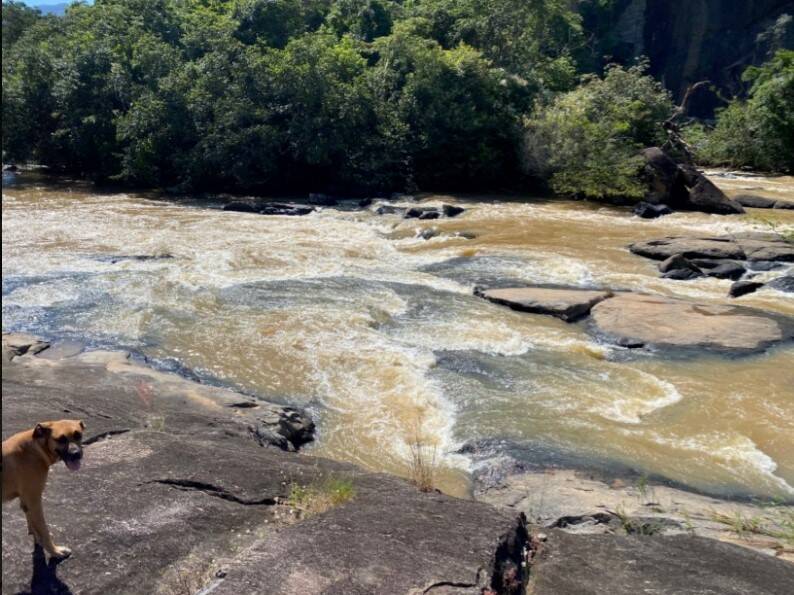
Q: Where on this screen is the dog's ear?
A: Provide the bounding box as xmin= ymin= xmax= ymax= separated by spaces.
xmin=33 ymin=423 xmax=52 ymax=439
xmin=79 ymin=420 xmax=85 ymax=430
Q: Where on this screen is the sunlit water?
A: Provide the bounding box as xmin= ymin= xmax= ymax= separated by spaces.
xmin=3 ymin=172 xmax=793 ymax=500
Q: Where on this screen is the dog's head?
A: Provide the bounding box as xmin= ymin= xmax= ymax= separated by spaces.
xmin=33 ymin=420 xmax=85 ymax=471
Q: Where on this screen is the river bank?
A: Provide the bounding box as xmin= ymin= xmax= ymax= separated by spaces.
xmin=3 ymin=332 xmax=794 ymax=594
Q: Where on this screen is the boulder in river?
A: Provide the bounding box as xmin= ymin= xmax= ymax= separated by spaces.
xmin=640 ymin=148 xmax=744 ymax=215
xmin=442 ymin=204 xmax=466 ymax=218
xmin=589 ymin=293 xmax=793 ymax=353
xmin=475 ymin=286 xmax=613 ymax=322
xmin=706 ymin=262 xmax=746 ymax=280
xmin=633 ymin=201 xmax=672 ymax=219
xmin=729 ymin=280 xmax=765 ymax=298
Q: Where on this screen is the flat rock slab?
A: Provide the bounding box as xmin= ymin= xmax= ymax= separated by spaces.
xmin=476 ymin=287 xmax=613 ymax=322
xmin=589 ymin=293 xmax=793 ymax=353
xmin=530 ymin=530 xmax=794 ymax=595
xmin=629 ymin=235 xmax=794 ymax=262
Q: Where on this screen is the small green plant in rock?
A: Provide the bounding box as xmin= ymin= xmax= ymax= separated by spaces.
xmin=287 ymin=477 xmax=356 ymax=517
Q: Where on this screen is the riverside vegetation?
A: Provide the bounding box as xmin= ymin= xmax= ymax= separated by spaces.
xmin=2 ymin=0 xmax=793 ymax=200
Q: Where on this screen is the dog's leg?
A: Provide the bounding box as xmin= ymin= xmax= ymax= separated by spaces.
xmin=21 ymin=497 xmax=71 ymax=559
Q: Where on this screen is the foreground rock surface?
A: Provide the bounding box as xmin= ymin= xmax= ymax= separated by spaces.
xmin=589 ymin=293 xmax=793 ymax=353
xmin=530 ymin=531 xmax=794 ymax=595
xmin=475 ymin=287 xmax=613 ymax=322
xmin=1 ymin=335 xmax=528 ymax=595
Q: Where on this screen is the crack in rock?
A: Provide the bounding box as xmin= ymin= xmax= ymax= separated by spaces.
xmin=84 ymin=429 xmax=132 ymax=445
xmin=147 ymin=479 xmax=279 ymax=506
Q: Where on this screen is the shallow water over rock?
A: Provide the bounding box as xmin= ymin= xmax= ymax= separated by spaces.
xmin=2 ymin=173 xmax=793 ymax=499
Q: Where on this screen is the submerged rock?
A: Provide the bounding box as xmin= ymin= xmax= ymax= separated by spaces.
xmin=767 ymin=275 xmax=794 ymax=293
xmin=589 ymin=293 xmax=792 ymax=353
xmin=475 ymin=286 xmax=613 ymax=322
xmin=658 ymin=254 xmax=702 ymax=278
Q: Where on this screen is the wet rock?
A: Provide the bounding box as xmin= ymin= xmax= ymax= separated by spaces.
xmin=589 ymin=293 xmax=792 ymax=353
xmin=442 ymin=204 xmax=466 ymax=218
xmin=222 ymin=201 xmax=258 ymax=213
xmin=767 ymin=275 xmax=794 ymax=293
xmin=734 ymin=194 xmax=778 ymax=209
xmin=729 ymin=280 xmax=766 ymax=298
xmin=658 ymin=254 xmax=700 ymax=274
xmin=3 ymin=163 xmax=19 ymax=172
xmin=419 ymin=210 xmax=441 ymax=220
xmin=662 ymin=268 xmax=703 ymax=280
xmin=633 ymin=201 xmax=672 ymax=218
xmin=457 ymin=231 xmax=477 ymax=240
xmin=259 ymin=203 xmax=315 ymax=216
xmin=707 ymin=262 xmax=746 ymax=280
xmin=358 ymin=197 xmax=373 ymax=208
xmin=774 ymin=200 xmax=794 ymax=210
xmin=375 ymin=204 xmax=406 ymax=216
xmin=475 ymin=286 xmax=613 ymax=322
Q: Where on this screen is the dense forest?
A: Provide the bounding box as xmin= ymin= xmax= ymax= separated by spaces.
xmin=2 ymin=0 xmax=793 ymax=197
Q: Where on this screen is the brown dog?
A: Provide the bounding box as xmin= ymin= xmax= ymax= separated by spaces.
xmin=2 ymin=420 xmax=85 ymax=558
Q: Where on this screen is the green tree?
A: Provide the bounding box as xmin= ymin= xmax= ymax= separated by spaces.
xmin=524 ymin=63 xmax=674 ymax=199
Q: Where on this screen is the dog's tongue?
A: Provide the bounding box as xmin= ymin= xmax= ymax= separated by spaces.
xmin=64 ymin=458 xmax=81 ymax=472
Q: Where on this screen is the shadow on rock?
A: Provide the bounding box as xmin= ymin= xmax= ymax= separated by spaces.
xmin=15 ymin=545 xmax=74 ymax=595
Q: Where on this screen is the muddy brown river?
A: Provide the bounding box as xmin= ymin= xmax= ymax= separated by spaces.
xmin=2 ymin=171 xmax=793 ymax=500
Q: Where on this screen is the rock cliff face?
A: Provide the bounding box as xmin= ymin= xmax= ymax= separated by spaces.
xmin=586 ymin=0 xmax=794 ymax=115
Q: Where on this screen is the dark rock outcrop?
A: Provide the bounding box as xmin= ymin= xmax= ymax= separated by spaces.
xmin=630 ymin=235 xmax=794 ymax=262
xmin=259 ymin=203 xmax=315 ymax=216
xmin=586 ymin=0 xmax=794 ymax=117
xmin=405 ymin=204 xmax=465 ymax=220
xmin=641 ymin=148 xmax=744 ymax=215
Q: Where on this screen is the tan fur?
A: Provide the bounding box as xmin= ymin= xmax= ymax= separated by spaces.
xmin=2 ymin=420 xmax=85 ymax=559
